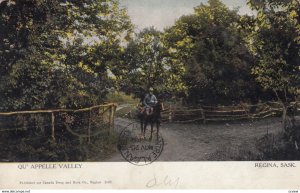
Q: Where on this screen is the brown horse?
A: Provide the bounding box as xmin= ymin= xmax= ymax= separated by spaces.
xmin=138 ymin=102 xmax=164 ymax=140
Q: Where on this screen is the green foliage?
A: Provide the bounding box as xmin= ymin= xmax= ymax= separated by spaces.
xmin=0 ymin=0 xmax=133 ymax=111
xmin=163 ymin=0 xmax=258 ymax=104
xmin=247 ymin=0 xmax=300 ymax=101
xmin=121 ymin=27 xmax=183 ymax=99
xmin=256 ymin=123 xmax=300 ymax=160
xmin=105 ymin=92 xmax=138 ymax=104
xmin=0 ymin=0 xmax=132 ymax=161
xmin=0 ymin=0 xmax=299 ymax=162
xmin=0 ymin=112 xmax=119 ymax=162
xmin=0 ymin=129 xmax=118 ymax=162
xmin=246 ymin=0 xmax=300 ymax=160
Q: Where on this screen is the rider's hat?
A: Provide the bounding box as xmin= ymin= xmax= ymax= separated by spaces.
xmin=149 ymin=87 xmax=154 ymax=92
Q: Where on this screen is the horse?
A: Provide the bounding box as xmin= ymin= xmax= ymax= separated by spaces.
xmin=138 ymin=102 xmax=164 ymax=140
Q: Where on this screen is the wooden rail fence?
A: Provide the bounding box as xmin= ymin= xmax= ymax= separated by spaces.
xmin=160 ymin=102 xmax=299 ymax=123
xmin=0 ymin=103 xmax=117 ymax=143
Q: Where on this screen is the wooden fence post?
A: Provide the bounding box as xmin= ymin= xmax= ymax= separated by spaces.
xmin=112 ymin=104 xmax=116 ymax=128
xmin=51 ymin=112 xmax=55 ymax=141
xmin=168 ymin=104 xmax=172 ymax=122
xmin=109 ymin=105 xmax=113 ymax=134
xmin=201 ymin=108 xmax=206 ymax=124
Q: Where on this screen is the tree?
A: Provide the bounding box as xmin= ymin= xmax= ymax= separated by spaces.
xmin=121 ymin=27 xmax=183 ymax=100
xmin=0 ymin=0 xmax=133 ymax=162
xmin=247 ymin=0 xmax=300 ymax=128
xmin=0 ymin=0 xmax=133 ymax=110
xmin=163 ymin=0 xmax=257 ymax=104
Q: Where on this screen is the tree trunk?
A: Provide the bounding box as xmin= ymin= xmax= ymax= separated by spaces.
xmin=282 ymin=104 xmax=287 ymax=131
xmin=274 ymin=90 xmax=289 ymax=131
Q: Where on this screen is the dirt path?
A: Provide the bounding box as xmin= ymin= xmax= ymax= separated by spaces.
xmin=116 ymin=104 xmax=132 ymax=111
xmin=106 ymin=116 xmax=283 ymax=161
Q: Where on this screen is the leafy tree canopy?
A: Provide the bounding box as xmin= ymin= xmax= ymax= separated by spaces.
xmin=0 ymin=0 xmax=133 ymax=110
xmin=163 ymin=0 xmax=257 ymax=104
xmin=247 ymin=0 xmax=300 ymax=102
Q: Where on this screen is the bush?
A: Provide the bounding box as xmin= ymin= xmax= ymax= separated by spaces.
xmin=256 ymin=122 xmax=300 ymax=160
xmin=207 ymin=119 xmax=300 ymax=161
xmin=0 ymin=130 xmax=118 ymax=162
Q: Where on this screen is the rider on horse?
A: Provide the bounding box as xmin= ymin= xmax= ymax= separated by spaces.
xmin=142 ymin=87 xmax=158 ymax=115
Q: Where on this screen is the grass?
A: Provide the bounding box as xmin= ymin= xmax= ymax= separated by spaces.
xmin=207 ymin=140 xmax=261 ymax=161
xmin=208 ymin=123 xmax=300 ymax=161
xmin=115 ymin=105 xmax=139 ymax=119
xmin=105 ymin=92 xmax=139 ymax=105
xmin=86 ymin=131 xmax=119 ymax=161
xmin=0 ymin=124 xmax=120 ymax=162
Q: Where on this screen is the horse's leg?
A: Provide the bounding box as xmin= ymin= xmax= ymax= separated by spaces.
xmin=150 ymin=121 xmax=154 ymax=141
xmin=143 ymin=120 xmax=147 ymax=139
xmin=156 ymin=121 xmax=160 ymax=140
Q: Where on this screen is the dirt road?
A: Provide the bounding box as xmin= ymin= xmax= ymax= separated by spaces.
xmin=106 ymin=117 xmax=283 ymax=161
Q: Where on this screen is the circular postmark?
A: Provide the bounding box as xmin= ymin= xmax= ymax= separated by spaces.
xmin=117 ymin=122 xmax=164 ymax=166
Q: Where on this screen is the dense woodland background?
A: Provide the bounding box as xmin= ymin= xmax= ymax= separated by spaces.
xmin=0 ymin=0 xmax=299 ymax=161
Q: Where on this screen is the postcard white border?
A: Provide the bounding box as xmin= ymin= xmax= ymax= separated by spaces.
xmin=0 ymin=161 xmax=300 ymax=189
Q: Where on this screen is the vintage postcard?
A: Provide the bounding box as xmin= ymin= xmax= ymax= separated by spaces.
xmin=0 ymin=0 xmax=300 ymax=190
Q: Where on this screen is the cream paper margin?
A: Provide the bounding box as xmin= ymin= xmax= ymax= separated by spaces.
xmin=0 ymin=161 xmax=300 ymax=189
